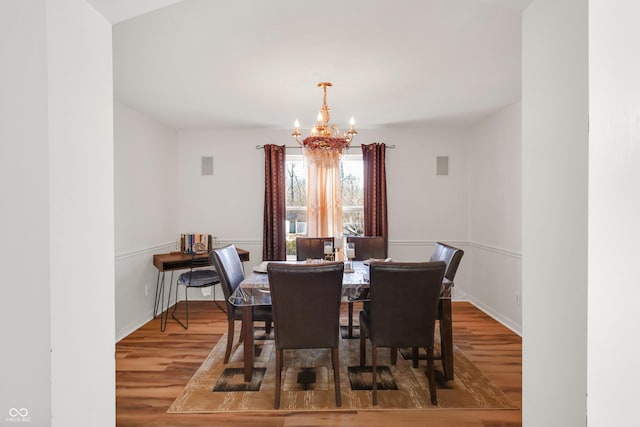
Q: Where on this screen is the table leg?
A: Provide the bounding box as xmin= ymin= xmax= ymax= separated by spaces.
xmin=348 ymin=302 xmax=354 ymax=338
xmin=439 ymin=299 xmax=454 ymax=380
xmin=242 ymin=306 xmax=254 ymax=382
xmin=153 ymin=270 xmax=163 ymax=318
xmin=159 ymin=271 xmax=174 ymax=332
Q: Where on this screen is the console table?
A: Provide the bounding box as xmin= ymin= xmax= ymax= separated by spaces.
xmin=153 ymin=248 xmax=250 ymax=331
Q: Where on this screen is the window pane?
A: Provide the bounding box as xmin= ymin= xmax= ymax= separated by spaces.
xmin=341 ymin=154 xmax=364 ymax=236
xmin=285 ymin=155 xmax=306 ymax=256
xmin=285 ymin=153 xmax=364 ymax=257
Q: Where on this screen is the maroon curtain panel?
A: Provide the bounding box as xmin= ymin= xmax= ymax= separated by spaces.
xmin=263 ymin=144 xmax=287 ymax=261
xmin=362 ymin=143 xmax=388 ymax=250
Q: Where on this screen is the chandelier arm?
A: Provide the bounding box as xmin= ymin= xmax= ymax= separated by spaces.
xmin=291 ymin=82 xmax=356 ymax=149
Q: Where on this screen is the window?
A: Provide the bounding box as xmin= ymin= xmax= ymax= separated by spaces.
xmin=285 ymin=153 xmax=364 ymax=257
xmin=340 ymin=154 xmax=365 ymax=236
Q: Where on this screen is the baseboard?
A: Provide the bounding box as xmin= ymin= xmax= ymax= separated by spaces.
xmin=458 ymin=297 xmax=522 ymax=337
xmin=117 ymin=310 xmax=157 ymax=342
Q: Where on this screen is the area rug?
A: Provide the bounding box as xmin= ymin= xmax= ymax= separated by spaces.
xmin=168 ymin=326 xmax=516 ymax=413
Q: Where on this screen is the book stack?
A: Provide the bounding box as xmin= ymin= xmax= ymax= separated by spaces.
xmin=180 ymin=233 xmax=215 ymax=254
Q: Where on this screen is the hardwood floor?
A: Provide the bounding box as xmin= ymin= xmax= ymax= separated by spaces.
xmin=116 ymin=301 xmax=522 ymax=427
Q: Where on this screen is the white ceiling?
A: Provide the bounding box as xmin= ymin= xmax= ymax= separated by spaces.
xmin=92 ymin=0 xmax=531 ymax=131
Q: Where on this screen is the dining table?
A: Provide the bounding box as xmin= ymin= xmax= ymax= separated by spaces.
xmin=230 ymin=260 xmax=455 ymax=382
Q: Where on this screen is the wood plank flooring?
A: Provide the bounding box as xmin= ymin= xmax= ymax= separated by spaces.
xmin=116 ymin=301 xmax=522 ymax=427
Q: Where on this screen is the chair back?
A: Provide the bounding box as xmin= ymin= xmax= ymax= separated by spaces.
xmin=429 ymin=242 xmax=464 ymax=281
xmin=210 ymin=244 xmax=245 ymax=317
xmin=267 ymin=262 xmax=344 ymax=349
xmin=295 ymin=237 xmax=334 ymax=260
xmin=367 ymin=261 xmax=445 ymax=348
xmin=346 ymin=236 xmax=387 ymax=260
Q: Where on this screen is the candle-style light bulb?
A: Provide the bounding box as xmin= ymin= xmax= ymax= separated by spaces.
xmin=317 ymin=112 xmax=323 ymax=123
xmin=294 ymin=119 xmax=300 ymax=129
xmin=349 ymin=116 xmax=355 ymax=129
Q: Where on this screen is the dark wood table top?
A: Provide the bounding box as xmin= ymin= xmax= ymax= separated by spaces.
xmin=153 ymin=248 xmax=250 ymax=271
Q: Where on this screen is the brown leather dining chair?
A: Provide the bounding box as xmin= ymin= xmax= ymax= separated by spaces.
xmin=359 ymin=261 xmax=446 ymax=406
xmin=295 ymin=236 xmax=334 ymax=260
xmin=429 ymin=242 xmax=464 ymax=379
xmin=346 ymin=236 xmax=387 ymax=261
xmin=345 ymin=236 xmax=387 ymax=338
xmin=267 ymin=262 xmax=345 ymax=409
xmin=210 ymin=244 xmax=272 ymax=364
xmin=430 ymin=242 xmax=464 ymax=282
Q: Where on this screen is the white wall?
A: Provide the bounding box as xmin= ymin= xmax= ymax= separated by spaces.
xmin=113 ymin=124 xmax=475 ymax=338
xmin=588 ymin=1 xmax=640 ymax=425
xmin=177 ymin=129 xmax=269 ymax=244
xmin=114 ymin=101 xmax=179 ymax=339
xmin=176 ymin=127 xmax=470 ymax=270
xmin=0 ymin=0 xmax=117 ymax=425
xmin=1 ymin=1 xmax=51 ymax=424
xmin=467 ymin=102 xmax=522 ymax=333
xmin=47 ymin=1 xmax=116 ymax=426
xmin=368 ymin=128 xmax=469 ymax=246
xmin=117 ymin=102 xmax=530 ymax=339
xmin=2 ymin=1 xmax=115 ymax=425
xmin=522 ymin=1 xmax=588 ymax=425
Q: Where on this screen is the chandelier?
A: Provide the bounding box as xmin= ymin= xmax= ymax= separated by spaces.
xmin=292 ymin=82 xmax=357 ymax=151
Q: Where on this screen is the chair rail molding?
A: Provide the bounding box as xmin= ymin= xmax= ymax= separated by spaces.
xmin=467 ymin=241 xmax=521 ymax=259
xmin=115 ymin=241 xmax=175 ymax=262
xmin=388 ymin=239 xmax=467 ymax=247
xmin=114 ymin=238 xmax=523 ymax=340
xmin=115 ymin=239 xmax=266 ymax=262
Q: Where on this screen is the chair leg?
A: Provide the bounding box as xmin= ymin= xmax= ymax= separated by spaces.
xmin=371 ymin=346 xmax=378 ymax=405
xmin=359 ymin=327 xmax=366 ymax=367
xmin=183 ymin=286 xmax=189 ymax=328
xmin=212 ymin=283 xmax=227 ymax=313
xmin=274 ymin=349 xmax=283 ymax=409
xmin=332 ymin=347 xmax=342 ymax=407
xmin=439 ymin=300 xmax=454 ymax=381
xmin=390 ymin=347 xmax=397 ymax=365
xmin=265 ymin=320 xmax=272 ymax=335
xmin=348 ymin=302 xmax=354 ymax=338
xmin=171 ymin=283 xmax=189 ymax=329
xmin=224 ymin=318 xmax=234 ymax=364
xmin=412 ymin=347 xmax=419 ymax=369
xmin=426 ymin=347 xmax=437 ymax=405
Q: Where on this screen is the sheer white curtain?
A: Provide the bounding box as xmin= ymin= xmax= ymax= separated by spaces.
xmin=304 ymin=148 xmax=343 ymax=239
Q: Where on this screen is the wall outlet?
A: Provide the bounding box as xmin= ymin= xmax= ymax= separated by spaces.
xmin=515 ymin=292 xmax=521 ymax=305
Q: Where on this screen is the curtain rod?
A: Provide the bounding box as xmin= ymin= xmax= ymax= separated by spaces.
xmin=255 ymin=144 xmax=396 ymax=149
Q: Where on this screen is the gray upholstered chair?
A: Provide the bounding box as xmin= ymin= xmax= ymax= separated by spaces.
xmin=345 ymin=236 xmax=387 ymax=338
xmin=210 ymin=244 xmax=272 ymax=364
xmin=267 ymin=262 xmax=344 ymax=409
xmin=295 ymin=236 xmax=334 ymax=260
xmin=168 ymin=242 xmax=220 ymax=330
xmin=359 ymin=261 xmax=446 ymax=405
